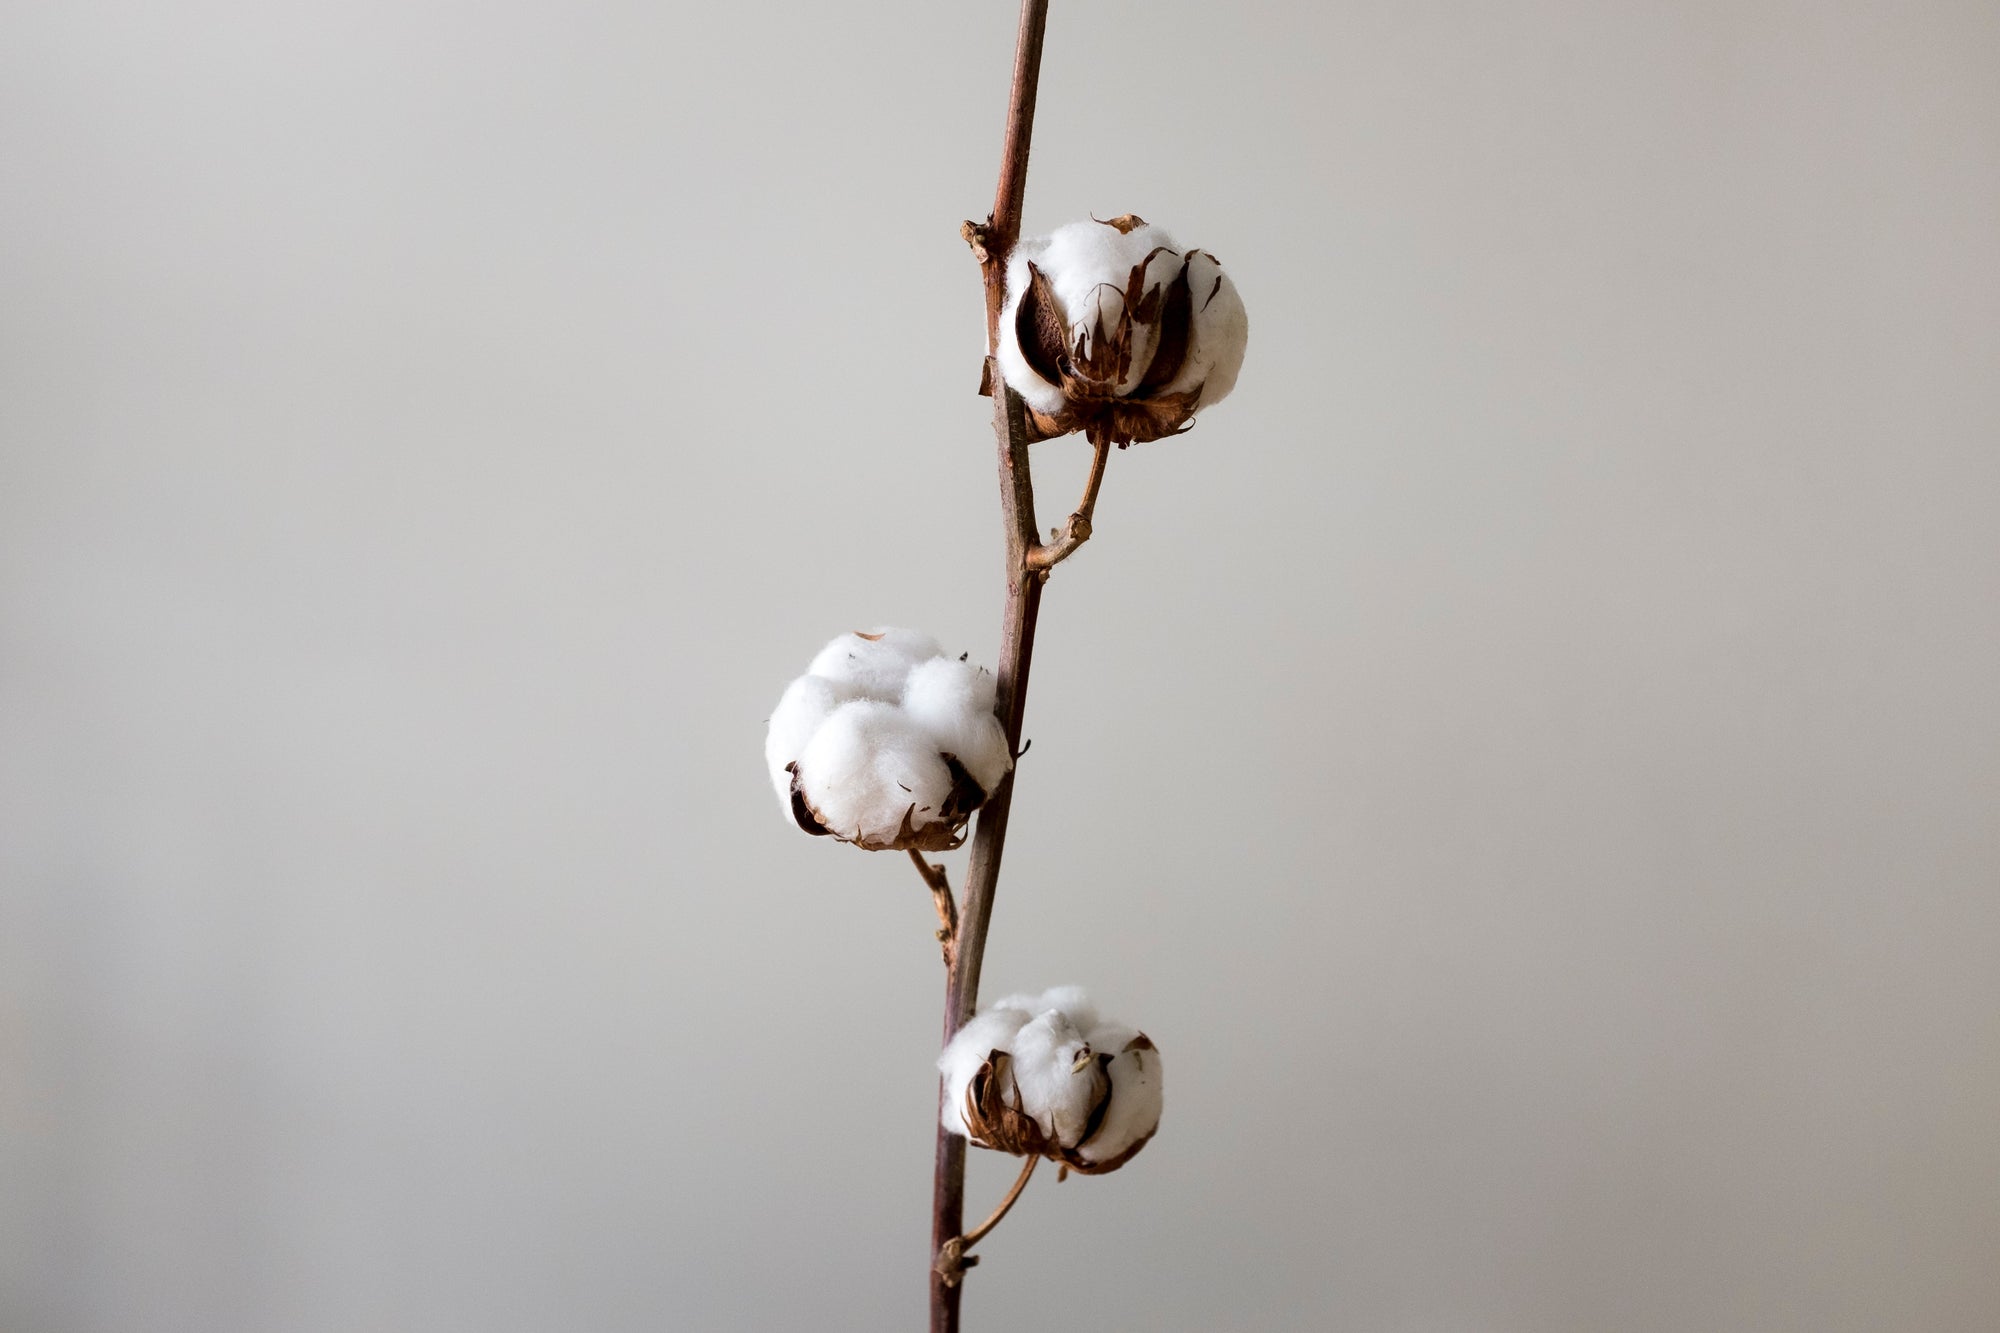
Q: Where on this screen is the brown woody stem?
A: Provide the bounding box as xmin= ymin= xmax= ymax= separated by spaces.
xmin=931 ymin=378 xmax=1042 ymax=1333
xmin=977 ymin=0 xmax=1050 ymax=351
xmin=934 ymin=1155 xmax=1040 ymax=1289
xmin=932 ymin=5 xmax=1050 ymax=1330
xmin=910 ymin=850 xmax=959 ymax=967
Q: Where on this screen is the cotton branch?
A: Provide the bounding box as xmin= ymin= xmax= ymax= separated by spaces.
xmin=931 ymin=5 xmax=1051 ymax=1330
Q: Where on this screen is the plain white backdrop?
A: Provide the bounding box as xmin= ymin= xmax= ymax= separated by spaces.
xmin=4 ymin=2 xmax=1998 ymax=1329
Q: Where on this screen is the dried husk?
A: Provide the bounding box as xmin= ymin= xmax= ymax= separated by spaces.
xmin=1009 ymin=216 xmax=1216 ymax=448
xmin=957 ymin=1034 xmax=1159 ymax=1175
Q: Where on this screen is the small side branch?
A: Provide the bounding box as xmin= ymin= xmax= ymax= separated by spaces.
xmin=1025 ymin=437 xmax=1112 ymax=574
xmin=934 ymin=1155 xmax=1039 ymax=1289
xmin=910 ymin=850 xmax=959 ymax=968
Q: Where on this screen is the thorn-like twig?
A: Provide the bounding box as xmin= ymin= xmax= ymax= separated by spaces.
xmin=934 ymin=1155 xmax=1039 ymax=1289
xmin=910 ymin=849 xmax=959 ymax=968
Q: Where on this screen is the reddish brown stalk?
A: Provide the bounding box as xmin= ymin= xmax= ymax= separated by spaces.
xmin=930 ymin=6 xmax=1051 ymax=1329
xmin=977 ymin=0 xmax=1050 ymax=351
xmin=930 ymin=376 xmax=1042 ymax=1333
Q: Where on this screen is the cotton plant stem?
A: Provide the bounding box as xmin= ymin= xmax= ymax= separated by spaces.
xmin=931 ymin=5 xmax=1051 ymax=1330
xmin=978 ymin=0 xmax=1051 ymax=349
xmin=930 ymin=378 xmax=1043 ymax=1333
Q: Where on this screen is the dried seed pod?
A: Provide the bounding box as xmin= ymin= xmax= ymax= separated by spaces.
xmin=939 ymin=986 xmax=1164 ymax=1175
xmin=764 ymin=629 xmax=1010 ymax=852
xmin=997 ymin=216 xmax=1249 ymax=447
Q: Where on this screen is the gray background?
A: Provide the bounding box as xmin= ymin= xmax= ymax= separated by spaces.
xmin=4 ymin=1 xmax=1997 ymax=1330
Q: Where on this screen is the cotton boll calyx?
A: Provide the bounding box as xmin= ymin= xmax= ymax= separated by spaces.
xmin=764 ymin=629 xmax=1012 ymax=852
xmin=997 ymin=214 xmax=1249 ymax=448
xmin=936 ymin=986 xmax=1162 ymax=1175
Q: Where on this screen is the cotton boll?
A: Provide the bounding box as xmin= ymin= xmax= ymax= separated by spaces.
xmin=763 ymin=629 xmax=1014 ymax=850
xmin=1008 ymin=1008 xmax=1110 ymax=1148
xmin=938 ymin=1005 xmax=1033 ymax=1138
xmin=996 ymin=215 xmax=1248 ymax=447
xmin=764 ymin=674 xmax=857 ymax=808
xmin=1075 ymin=1023 xmax=1164 ymax=1166
xmin=940 ymin=987 xmax=1161 ymax=1173
xmin=794 ymin=700 xmax=953 ymax=847
xmin=806 ymin=627 xmax=945 ymax=701
xmin=900 ymin=657 xmax=1011 ymax=798
xmin=1161 ymin=249 xmax=1249 ymax=409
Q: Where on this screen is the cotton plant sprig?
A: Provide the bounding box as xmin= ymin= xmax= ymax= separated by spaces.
xmin=758 ymin=4 xmax=1244 ymax=1329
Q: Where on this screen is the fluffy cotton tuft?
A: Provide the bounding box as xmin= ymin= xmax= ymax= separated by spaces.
xmin=1008 ymin=1008 xmax=1107 ymax=1147
xmin=1074 ymin=1022 xmax=1164 ymax=1166
xmin=900 ymin=657 xmax=1010 ymax=798
xmin=765 ymin=629 xmax=1011 ymax=851
xmin=1163 ymin=249 xmax=1249 ymax=410
xmin=986 ymin=985 xmax=1098 ymax=1034
xmin=937 ymin=985 xmax=1163 ymax=1174
xmin=806 ymin=627 xmax=945 ymax=700
xmin=793 ymin=700 xmax=953 ymax=847
xmin=763 ymin=674 xmax=855 ymax=804
xmin=938 ymin=1004 xmax=1032 ymax=1139
xmin=996 ymin=215 xmax=1249 ymax=446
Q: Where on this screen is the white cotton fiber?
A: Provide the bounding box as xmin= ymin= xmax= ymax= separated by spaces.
xmin=806 ymin=627 xmax=945 ymax=701
xmin=938 ymin=1005 xmax=1034 ymax=1138
xmin=794 ymin=700 xmax=953 ymax=846
xmin=764 ymin=674 xmax=855 ymax=807
xmin=1161 ymin=248 xmax=1249 ymax=410
xmin=901 ymin=657 xmax=1011 ymax=798
xmin=1008 ymin=1008 xmax=1109 ymax=1148
xmin=985 ymin=985 xmax=1097 ymax=1035
xmin=1075 ymin=1022 xmax=1164 ymax=1165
